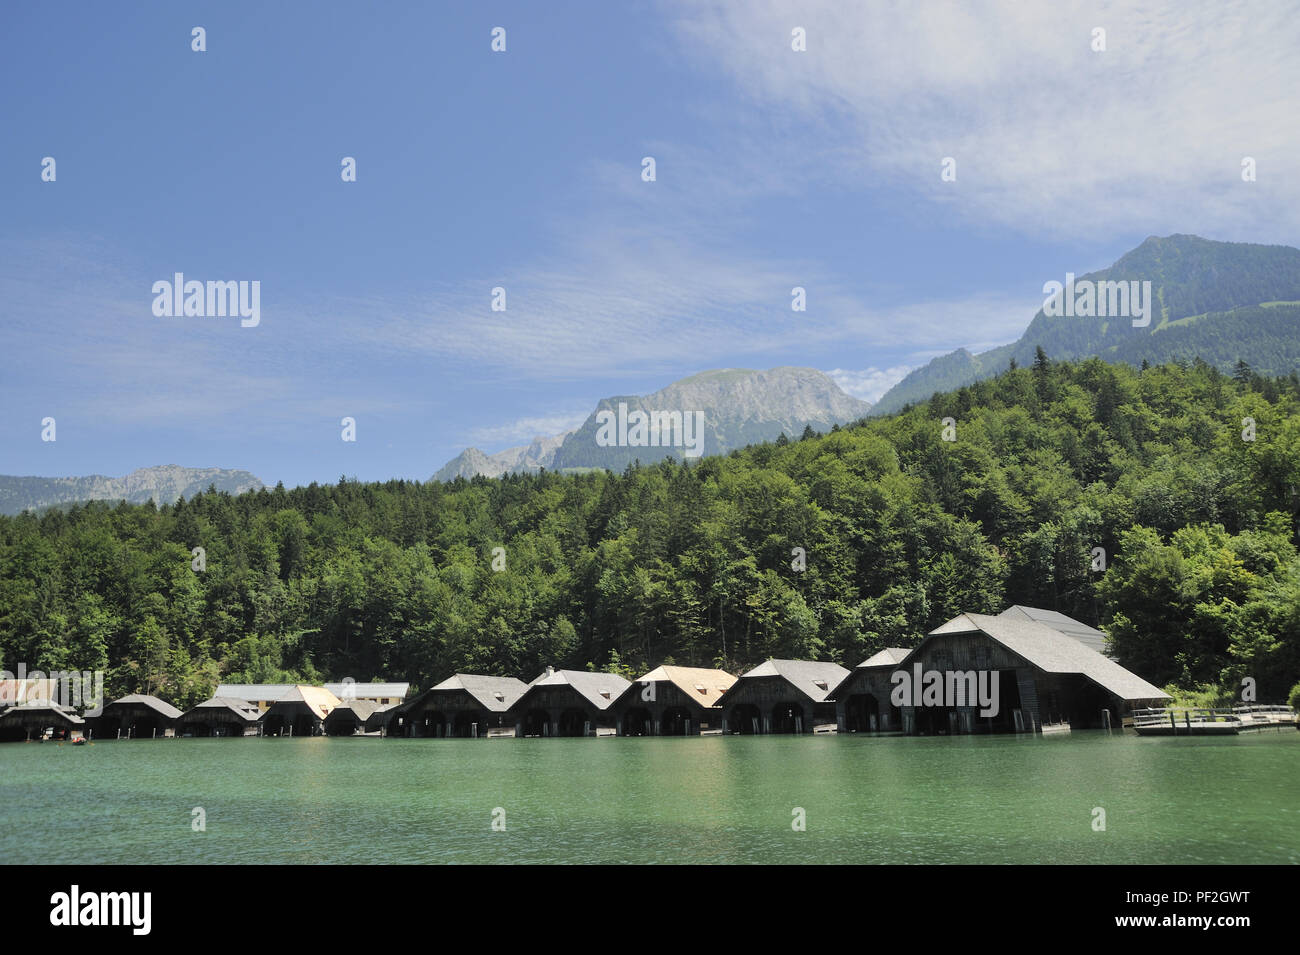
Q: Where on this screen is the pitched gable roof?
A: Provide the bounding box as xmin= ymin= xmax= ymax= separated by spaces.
xmin=996 ymin=605 xmax=1109 ymax=654
xmin=729 ymin=659 xmax=850 ymax=703
xmin=325 ymin=699 xmax=382 ymax=722
xmin=629 ymin=665 xmax=736 ymax=707
xmin=525 ymin=669 xmax=631 ymax=711
xmin=263 ymin=685 xmax=342 ymax=720
xmin=857 ymin=648 xmax=911 ymax=668
xmin=430 ymin=674 xmax=529 ymax=711
xmin=104 ymin=693 xmax=183 ymax=720
xmin=184 ymin=696 xmax=263 ymax=721
xmin=930 ymin=613 xmax=1169 ymax=702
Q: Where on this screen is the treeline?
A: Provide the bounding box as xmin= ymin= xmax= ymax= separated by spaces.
xmin=2 ymin=356 xmax=1299 ymax=709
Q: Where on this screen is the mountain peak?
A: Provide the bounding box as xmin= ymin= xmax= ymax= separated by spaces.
xmin=872 ymin=234 xmax=1300 ymax=416
xmin=435 ymin=367 xmax=871 ymax=480
xmin=0 ymin=466 xmax=265 ymax=515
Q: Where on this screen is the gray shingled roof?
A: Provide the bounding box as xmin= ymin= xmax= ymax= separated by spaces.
xmin=525 ymin=669 xmax=631 ymax=711
xmin=325 ymin=699 xmax=381 ymax=722
xmin=182 ymin=696 xmax=263 ymax=721
xmin=215 ymin=682 xmax=409 ymax=702
xmin=997 ymin=605 xmax=1109 ymax=654
xmin=730 ymin=659 xmax=851 ymax=703
xmin=430 ymin=674 xmax=529 ymax=712
xmin=0 ymin=701 xmax=85 ymax=724
xmin=214 ymin=684 xmax=297 ymax=702
xmin=931 ymin=613 xmax=1169 ymax=702
xmin=324 ymin=682 xmax=409 ymax=700
xmin=103 ymin=694 xmax=183 ymax=720
xmin=856 ymin=648 xmax=911 ymax=668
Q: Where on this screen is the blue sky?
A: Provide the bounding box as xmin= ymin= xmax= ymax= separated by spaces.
xmin=2 ymin=1 xmax=1295 ymax=487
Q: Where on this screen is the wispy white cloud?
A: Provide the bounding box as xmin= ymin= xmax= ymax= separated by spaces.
xmin=826 ymin=366 xmax=915 ymax=405
xmin=466 ymin=413 xmax=587 ymax=448
xmin=664 ymin=0 xmax=1300 ymax=240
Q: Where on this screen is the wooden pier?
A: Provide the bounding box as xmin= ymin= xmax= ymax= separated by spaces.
xmin=1132 ymin=705 xmax=1297 ymax=736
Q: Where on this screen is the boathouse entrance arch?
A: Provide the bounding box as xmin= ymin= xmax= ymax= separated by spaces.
xmin=419 ymin=710 xmax=448 ymax=738
xmin=557 ymin=708 xmax=588 ymax=737
xmin=661 ymin=706 xmax=692 ymax=736
xmin=844 ymin=692 xmax=900 ymax=732
xmin=729 ymin=703 xmax=762 ymax=734
xmin=622 ymin=707 xmax=652 ymax=736
xmin=452 ymin=711 xmax=484 ymax=738
xmin=770 ymin=702 xmax=805 ymax=734
xmin=522 ymin=709 xmax=550 ymax=737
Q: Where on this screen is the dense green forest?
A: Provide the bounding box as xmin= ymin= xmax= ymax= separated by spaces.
xmin=3 ymin=355 xmax=1299 ymax=710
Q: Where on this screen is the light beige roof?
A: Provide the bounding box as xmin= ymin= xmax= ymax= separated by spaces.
xmin=0 ymin=679 xmax=60 ymax=706
xmin=632 ymin=666 xmax=737 ymax=707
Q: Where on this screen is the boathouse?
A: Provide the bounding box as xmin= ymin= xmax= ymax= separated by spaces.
xmin=215 ymin=682 xmax=409 ymax=712
xmin=0 ymin=700 xmax=85 ymax=742
xmin=831 ymin=610 xmax=1170 ymax=736
xmin=323 ymin=699 xmax=395 ymax=736
xmin=90 ymin=694 xmax=182 ymax=739
xmin=715 ymin=659 xmax=850 ymax=734
xmin=833 ymin=648 xmax=911 ymax=733
xmin=178 ymin=697 xmax=264 ymax=737
xmin=511 ymin=668 xmax=631 ymax=737
xmin=612 ymin=665 xmax=736 ymax=735
xmin=392 ymin=674 xmax=528 ymax=738
xmin=262 ymin=685 xmax=342 ymax=737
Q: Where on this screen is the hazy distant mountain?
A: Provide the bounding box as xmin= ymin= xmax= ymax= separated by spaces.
xmin=0 ymin=465 xmax=264 ymax=515
xmin=872 ymin=235 xmax=1300 ymax=415
xmin=435 ymin=367 xmax=872 ymax=479
xmin=434 ymin=433 xmax=571 ymax=481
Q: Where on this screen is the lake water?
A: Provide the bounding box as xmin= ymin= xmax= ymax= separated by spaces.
xmin=3 ymin=731 xmax=1297 ymax=864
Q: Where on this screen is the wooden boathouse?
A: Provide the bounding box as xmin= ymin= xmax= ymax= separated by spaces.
xmin=391 ymin=673 xmax=529 ymax=738
xmin=834 ymin=647 xmax=911 ymax=733
xmin=89 ymin=694 xmax=183 ymax=739
xmin=611 ymin=665 xmax=736 ymax=735
xmin=262 ymin=685 xmax=342 ymax=736
xmin=323 ymin=699 xmax=396 ymax=736
xmin=0 ymin=700 xmax=85 ymax=741
xmin=831 ymin=609 xmax=1170 ymax=735
xmin=178 ymin=696 xmax=264 ymax=737
xmin=511 ymin=668 xmax=631 ymax=737
xmin=715 ymin=659 xmax=850 ymax=734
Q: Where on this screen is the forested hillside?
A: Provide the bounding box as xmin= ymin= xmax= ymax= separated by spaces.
xmin=874 ymin=235 xmax=1300 ymax=414
xmin=2 ymin=356 xmax=1298 ymax=709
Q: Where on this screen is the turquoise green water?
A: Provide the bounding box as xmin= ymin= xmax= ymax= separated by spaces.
xmin=2 ymin=731 xmax=1297 ymax=864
